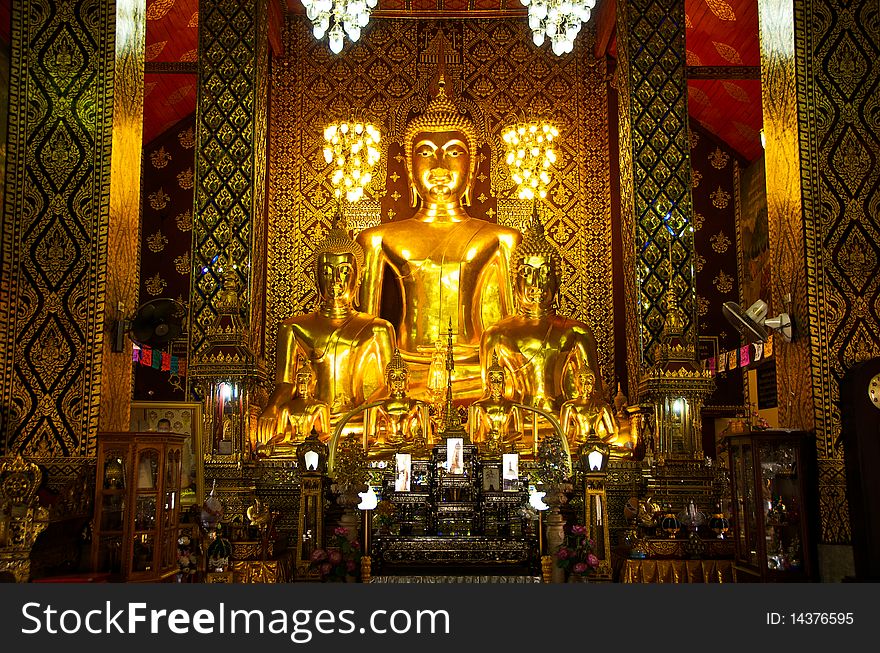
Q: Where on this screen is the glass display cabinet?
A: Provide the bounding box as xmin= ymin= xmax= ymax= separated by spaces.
xmin=91 ymin=432 xmax=186 ymax=582
xmin=726 ymin=429 xmax=818 ymax=582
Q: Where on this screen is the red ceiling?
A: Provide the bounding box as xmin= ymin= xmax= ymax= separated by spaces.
xmin=142 ymin=0 xmax=764 ymax=158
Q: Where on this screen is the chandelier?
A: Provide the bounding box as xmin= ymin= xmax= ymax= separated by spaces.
xmin=501 ymin=122 xmax=559 ymax=200
xmin=520 ymin=0 xmax=596 ymax=56
xmin=323 ymin=121 xmax=381 ymax=202
xmin=302 ymin=0 xmax=377 ymax=54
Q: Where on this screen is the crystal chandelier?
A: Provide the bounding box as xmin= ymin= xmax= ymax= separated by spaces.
xmin=520 ymin=0 xmax=596 ymax=56
xmin=302 ymin=0 xmax=377 ymax=54
xmin=323 ymin=121 xmax=381 ymax=202
xmin=502 ymin=122 xmax=559 ymax=200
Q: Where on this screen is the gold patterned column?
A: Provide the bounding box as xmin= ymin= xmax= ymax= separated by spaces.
xmin=191 ymin=0 xmax=270 ymax=363
xmin=0 ymin=0 xmax=116 ymax=458
xmin=101 ymin=0 xmax=146 ymax=432
xmin=760 ymin=0 xmax=880 ymax=548
xmin=617 ymin=0 xmax=698 ymax=397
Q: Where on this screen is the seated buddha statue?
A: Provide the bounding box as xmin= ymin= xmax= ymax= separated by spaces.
xmin=258 ymin=219 xmax=397 ymax=443
xmin=559 ymin=365 xmax=618 ymax=448
xmin=257 ymin=358 xmax=331 ymax=455
xmin=355 ymin=75 xmax=521 ymax=398
xmin=480 ymin=211 xmax=603 ymax=414
xmin=365 ymin=349 xmax=428 ymax=454
xmin=468 ymin=351 xmax=523 ymax=453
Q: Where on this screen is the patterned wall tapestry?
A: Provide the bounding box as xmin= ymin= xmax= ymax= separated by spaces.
xmin=793 ymin=0 xmax=880 ymax=544
xmin=133 ymin=114 xmax=196 ymax=402
xmin=0 ymin=0 xmax=115 ymax=457
xmin=267 ymin=17 xmax=614 ymax=389
xmin=689 ymin=119 xmax=745 ymax=407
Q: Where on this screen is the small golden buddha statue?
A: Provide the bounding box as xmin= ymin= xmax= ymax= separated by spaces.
xmin=469 ymin=351 xmax=523 ymax=453
xmin=365 ymin=349 xmax=428 ymax=454
xmin=480 ymin=211 xmax=603 ymax=413
xmin=559 ymin=365 xmax=618 ymax=448
xmin=258 ymin=358 xmax=331 ymax=454
xmin=355 ymin=74 xmax=521 ymax=397
xmin=258 ymin=218 xmax=396 ymax=443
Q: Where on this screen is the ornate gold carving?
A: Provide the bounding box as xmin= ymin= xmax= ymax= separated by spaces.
xmin=175 ymin=210 xmax=193 ymax=231
xmin=693 ymin=212 xmax=704 ymax=231
xmin=706 ymin=0 xmax=736 ymax=21
xmin=710 ymin=186 xmax=731 ymax=209
xmin=694 ymin=253 xmax=706 ymax=272
xmin=177 ymin=167 xmax=194 ymax=190
xmin=708 ymin=147 xmax=730 ymax=169
xmin=146 ymin=0 xmax=175 ymax=21
xmin=145 ymin=40 xmax=167 ymax=61
xmin=145 ymin=273 xmax=167 ymax=296
xmin=692 ymin=168 xmax=702 ymax=188
xmin=178 ymin=127 xmax=195 ymax=149
xmin=712 ymin=271 xmax=733 ymax=294
xmin=710 ymin=231 xmax=731 ymax=253
xmin=146 ymin=230 xmax=168 ymax=252
xmin=689 ymin=130 xmax=699 ymax=150
xmin=174 ymin=252 xmax=191 ymax=275
xmin=697 ymin=295 xmax=709 ymax=317
xmin=150 ymin=146 xmax=171 ymax=168
xmin=148 ymin=188 xmax=170 ymax=210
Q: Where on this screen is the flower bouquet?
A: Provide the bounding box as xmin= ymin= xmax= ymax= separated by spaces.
xmin=374 ymin=500 xmax=396 ymax=534
xmin=555 ymin=524 xmax=599 ymax=580
xmin=309 ymin=527 xmax=362 ymax=582
xmin=176 ymin=533 xmax=199 ymax=581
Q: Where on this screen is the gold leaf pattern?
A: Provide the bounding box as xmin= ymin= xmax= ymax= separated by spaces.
xmin=144 ymin=81 xmax=158 ymax=97
xmin=179 ymin=49 xmax=198 ymax=63
xmin=146 ymin=230 xmax=168 ymax=252
xmin=710 ymin=230 xmax=731 ymax=253
xmin=693 ymin=213 xmax=705 ymax=231
xmin=689 ymin=130 xmax=699 ymax=150
xmin=145 ymin=273 xmax=167 ymax=296
xmin=712 ymin=41 xmax=743 ymax=64
xmin=148 ymin=188 xmax=170 ymax=210
xmin=174 ymin=252 xmax=191 ymax=275
xmin=187 ymin=12 xmax=198 ymax=28
xmin=713 ymin=270 xmax=734 ymax=294
xmin=708 ymin=147 xmax=730 ymax=169
xmin=167 ymin=84 xmax=194 ymax=105
xmin=686 ymin=49 xmax=702 ymax=67
xmin=705 ymin=0 xmax=737 ymax=21
xmin=145 ymin=40 xmax=167 ymax=61
xmin=177 ymin=168 xmax=194 ymax=190
xmin=710 ymin=186 xmax=731 ymax=209
xmin=685 ymin=13 xmax=693 ymax=29
xmin=697 ymin=295 xmax=709 ymax=317
xmin=688 ymin=86 xmax=710 ymax=106
xmin=694 ymin=253 xmax=706 ymax=272
xmin=722 ymin=81 xmax=750 ymax=103
xmin=175 ymin=210 xmax=192 ymax=231
xmin=150 ymin=146 xmax=171 ymax=168
xmin=146 ymin=0 xmax=175 ymax=21
xmin=692 ymin=168 xmax=702 ymax=188
xmin=178 ymin=127 xmax=195 ymax=149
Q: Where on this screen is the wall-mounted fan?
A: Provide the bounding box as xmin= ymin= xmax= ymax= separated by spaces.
xmin=722 ymin=299 xmax=793 ymax=344
xmin=128 ymin=298 xmax=187 ymax=349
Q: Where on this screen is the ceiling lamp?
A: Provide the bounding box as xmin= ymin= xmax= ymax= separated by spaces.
xmin=302 ymin=0 xmax=377 ymax=54
xmin=501 ymin=121 xmax=559 ymax=200
xmin=520 ymin=0 xmax=596 ymax=56
xmin=323 ymin=121 xmax=381 ymax=202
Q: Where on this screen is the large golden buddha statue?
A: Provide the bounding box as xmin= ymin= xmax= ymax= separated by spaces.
xmin=355 ymin=76 xmax=521 ymax=395
xmin=479 ymin=211 xmax=603 ymax=413
xmin=258 ymin=219 xmax=396 ymax=443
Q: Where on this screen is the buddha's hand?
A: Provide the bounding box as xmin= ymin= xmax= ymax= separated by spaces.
xmin=257 ymin=405 xmax=282 ymax=445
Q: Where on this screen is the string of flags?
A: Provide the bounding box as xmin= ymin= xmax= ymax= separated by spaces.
xmin=132 ymin=344 xmax=187 ymax=377
xmin=703 ymin=336 xmax=774 ymax=376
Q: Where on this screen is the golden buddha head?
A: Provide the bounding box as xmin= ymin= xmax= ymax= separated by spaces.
xmin=313 ymin=217 xmax=365 ymax=304
xmin=574 ymin=365 xmax=596 ymax=399
xmin=403 ymin=76 xmax=479 ymax=208
xmin=512 ymin=212 xmax=560 ymax=314
xmin=295 ymin=357 xmax=317 ymax=397
xmin=385 ymin=348 xmax=409 ymax=395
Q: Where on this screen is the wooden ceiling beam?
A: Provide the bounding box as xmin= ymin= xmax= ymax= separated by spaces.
xmin=269 ymin=0 xmax=286 ymax=57
xmin=593 ymin=0 xmax=616 ymax=59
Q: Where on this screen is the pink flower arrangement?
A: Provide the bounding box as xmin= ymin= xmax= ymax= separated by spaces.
xmin=308 ymin=527 xmax=362 ymax=582
xmin=555 ymin=523 xmax=600 ymax=579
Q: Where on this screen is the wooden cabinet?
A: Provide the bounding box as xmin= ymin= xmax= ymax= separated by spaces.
xmin=91 ymin=432 xmax=187 ymax=582
xmin=726 ymin=429 xmax=818 ymax=581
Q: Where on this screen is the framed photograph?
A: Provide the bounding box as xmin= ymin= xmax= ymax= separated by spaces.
xmin=482 ymin=466 xmax=501 ymax=492
xmin=130 ymin=401 xmax=204 ymax=508
xmin=446 ymin=438 xmax=464 ymax=475
xmin=394 ymin=453 xmax=412 ymax=492
xmin=502 ymin=453 xmax=519 ymax=491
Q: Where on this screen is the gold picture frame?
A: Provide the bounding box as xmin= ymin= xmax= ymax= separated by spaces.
xmin=130 ymin=401 xmax=204 ymax=508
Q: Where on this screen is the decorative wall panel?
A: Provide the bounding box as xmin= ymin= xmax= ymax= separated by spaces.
xmin=0 ymin=0 xmax=115 ymax=457
xmin=191 ymin=0 xmax=270 ymax=360
xmin=790 ymin=0 xmax=880 ymax=543
xmin=617 ymin=0 xmax=698 ymax=372
xmin=267 ymin=17 xmax=614 ymax=389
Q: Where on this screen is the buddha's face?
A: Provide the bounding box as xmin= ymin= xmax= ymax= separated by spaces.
xmin=296 ymin=371 xmax=314 ymax=396
xmin=411 ymin=129 xmax=471 ymax=204
xmin=488 ymin=370 xmax=504 ymax=396
xmin=576 ymin=370 xmax=595 ymax=397
xmin=515 ymin=254 xmax=556 ymax=313
xmin=387 ymin=367 xmax=408 ymax=394
xmin=316 ymin=252 xmax=357 ymax=304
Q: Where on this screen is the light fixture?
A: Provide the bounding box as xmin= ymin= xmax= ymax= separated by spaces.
xmin=520 ymin=0 xmax=597 ymax=56
xmin=323 ymin=121 xmax=381 ymax=203
xmin=501 ymin=121 xmax=559 ymax=200
xmin=529 ymin=485 xmax=549 ymax=510
xmin=580 ymin=436 xmax=609 ymax=474
xmin=357 ymin=485 xmax=378 ymax=510
xmin=302 ymin=0 xmax=377 ymax=54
